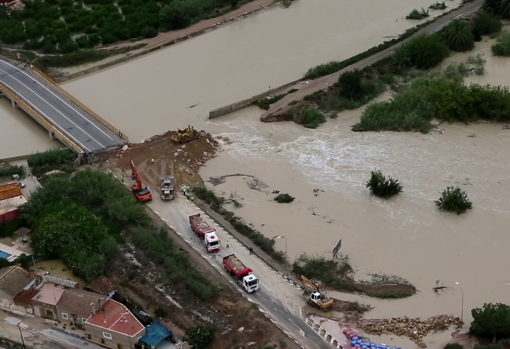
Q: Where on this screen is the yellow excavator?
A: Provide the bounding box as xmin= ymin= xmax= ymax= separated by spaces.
xmin=299 ymin=275 xmax=334 ymax=312
xmin=170 ymin=125 xmax=200 ymax=144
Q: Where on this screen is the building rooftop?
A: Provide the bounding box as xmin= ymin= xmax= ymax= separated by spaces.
xmin=57 ymin=289 xmax=107 ymax=317
xmin=86 ymin=299 xmax=144 ymax=338
xmin=139 ymin=322 xmax=173 ymax=347
xmin=0 ymin=265 xmax=35 ymax=298
xmin=14 ymin=289 xmax=40 ymax=305
xmin=0 ymin=196 xmax=27 ymax=216
xmin=0 ymin=183 xmax=22 ymax=201
xmin=32 ymin=283 xmax=65 ymax=306
xmin=87 ymin=276 xmax=115 ymax=295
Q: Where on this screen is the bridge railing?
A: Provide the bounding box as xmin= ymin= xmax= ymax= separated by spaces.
xmin=0 ymin=81 xmax=84 ymax=154
xmin=30 ymin=67 xmax=130 ymax=142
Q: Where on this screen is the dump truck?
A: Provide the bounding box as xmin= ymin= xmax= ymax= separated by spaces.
xmin=170 ymin=125 xmax=200 ymax=144
xmin=160 ymin=176 xmax=175 ymax=200
xmin=299 ymin=275 xmax=334 ymax=311
xmin=223 ymin=254 xmax=259 ymax=293
xmin=130 ymin=160 xmax=152 ymax=202
xmin=189 ymin=213 xmax=220 ymax=253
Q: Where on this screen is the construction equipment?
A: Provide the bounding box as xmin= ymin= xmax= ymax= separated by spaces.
xmin=170 ymin=125 xmax=200 ymax=144
xmin=130 ymin=160 xmax=152 ymax=202
xmin=160 ymin=176 xmax=175 ymax=200
xmin=189 ymin=213 xmax=220 ymax=253
xmin=223 ymin=254 xmax=259 ymax=293
xmin=299 ymin=275 xmax=334 ymax=312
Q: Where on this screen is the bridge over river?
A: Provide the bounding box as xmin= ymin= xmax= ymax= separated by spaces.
xmin=0 ymin=58 xmax=127 ymax=154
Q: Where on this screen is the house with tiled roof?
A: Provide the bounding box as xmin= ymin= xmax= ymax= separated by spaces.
xmin=85 ymin=299 xmax=145 ymax=349
xmin=0 ymin=265 xmax=37 ymax=313
xmin=56 ymin=288 xmax=107 ymax=325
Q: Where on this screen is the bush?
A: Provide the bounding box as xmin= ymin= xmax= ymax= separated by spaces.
xmin=27 ymin=149 xmax=77 ymax=177
xmin=366 ymin=170 xmax=403 ymax=199
xmin=406 ymin=8 xmax=429 ymax=20
xmin=0 ymin=218 xmax=26 ymax=238
xmin=258 ymin=94 xmax=286 ymax=110
xmin=274 ymin=193 xmax=294 ymax=203
xmin=444 ymin=344 xmax=463 ymax=349
xmin=395 ymin=34 xmax=450 ymax=69
xmin=141 ymin=26 xmax=158 ymax=38
xmin=338 ymin=69 xmax=366 ymax=100
xmin=293 ymin=106 xmax=326 ymax=129
xmin=0 ymin=165 xmax=26 ymax=178
xmin=434 ymin=186 xmax=472 ymax=214
xmin=470 ymin=303 xmax=510 ymax=342
xmin=185 ymin=326 xmax=215 ymax=349
xmin=441 ymin=19 xmax=475 ymax=52
xmin=429 ymin=2 xmax=447 ymax=10
xmin=471 ymin=10 xmax=501 ymax=38
xmin=473 ymin=346 xmax=502 ymax=349
xmin=491 ymin=30 xmax=510 ymax=56
xmin=154 ymin=307 xmax=168 ymax=318
xmin=486 ymin=0 xmax=510 ymax=18
xmin=36 ymin=49 xmax=109 ymax=68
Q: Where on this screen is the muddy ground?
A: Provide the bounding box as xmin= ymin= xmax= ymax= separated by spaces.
xmin=100 ymin=130 xmax=298 ymax=349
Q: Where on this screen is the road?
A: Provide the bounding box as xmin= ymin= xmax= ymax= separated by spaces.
xmin=0 ymin=58 xmax=123 ymax=153
xmin=149 ymin=196 xmax=333 ymax=349
xmin=261 ymin=0 xmax=485 ymax=120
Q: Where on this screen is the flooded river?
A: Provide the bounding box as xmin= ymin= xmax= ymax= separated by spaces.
xmin=2 ymin=0 xmax=509 ymax=346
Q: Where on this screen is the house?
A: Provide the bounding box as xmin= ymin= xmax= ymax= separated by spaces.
xmin=0 ymin=265 xmax=36 ymax=312
xmin=31 ymin=282 xmax=65 ymax=320
xmin=56 ymin=289 xmax=107 ymax=325
xmin=0 ymin=183 xmax=27 ymax=225
xmin=85 ymin=299 xmax=145 ymax=349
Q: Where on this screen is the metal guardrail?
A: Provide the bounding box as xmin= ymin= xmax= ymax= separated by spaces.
xmin=0 ymin=81 xmax=84 ymax=154
xmin=30 ymin=67 xmax=129 ymax=142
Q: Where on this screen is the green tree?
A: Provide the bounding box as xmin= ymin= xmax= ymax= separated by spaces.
xmin=160 ymin=2 xmax=194 ymax=30
xmin=470 ymin=303 xmax=510 ymax=342
xmin=471 ymin=10 xmax=501 ymax=39
xmin=185 ymin=326 xmax=215 ymax=349
xmin=491 ymin=30 xmax=510 ymax=56
xmin=338 ymin=69 xmax=365 ymax=100
xmin=442 ymin=19 xmax=475 ymax=52
xmin=60 ymin=39 xmax=79 ymax=53
xmin=486 ymin=0 xmax=510 ymax=18
xmin=141 ymin=26 xmax=158 ymax=38
xmin=398 ymin=34 xmax=450 ymax=69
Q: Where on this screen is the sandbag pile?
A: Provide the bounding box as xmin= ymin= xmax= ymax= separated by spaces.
xmin=356 ymin=315 xmax=462 ymax=348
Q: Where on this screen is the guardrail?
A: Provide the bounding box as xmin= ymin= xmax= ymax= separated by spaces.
xmin=30 ymin=67 xmax=129 ymax=142
xmin=0 ymin=81 xmax=84 ymax=154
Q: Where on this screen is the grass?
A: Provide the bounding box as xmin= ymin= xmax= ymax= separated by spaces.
xmin=0 ymin=165 xmax=26 ymax=178
xmin=27 ymin=148 xmax=77 ymax=177
xmin=194 ymin=186 xmax=286 ymax=263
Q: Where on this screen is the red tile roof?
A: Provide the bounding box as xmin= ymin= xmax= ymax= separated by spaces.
xmin=14 ymin=289 xmax=40 ymax=305
xmin=86 ymin=299 xmax=144 ymax=337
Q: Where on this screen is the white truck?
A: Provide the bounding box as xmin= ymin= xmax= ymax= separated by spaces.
xmin=160 ymin=176 xmax=175 ymax=200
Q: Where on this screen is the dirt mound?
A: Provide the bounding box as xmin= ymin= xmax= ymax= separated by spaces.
xmin=100 ymin=130 xmax=220 ymax=188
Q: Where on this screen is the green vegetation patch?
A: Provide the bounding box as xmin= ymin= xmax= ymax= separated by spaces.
xmin=185 ymin=326 xmax=215 ymax=349
xmin=293 ymin=106 xmax=326 ymax=129
xmin=429 ymin=2 xmax=447 ymax=10
xmin=406 ymin=8 xmax=430 ymax=20
xmin=470 ymin=302 xmax=510 ymax=342
xmin=0 ymin=165 xmax=26 ymax=178
xmin=194 ymin=186 xmax=286 ymax=263
xmin=274 ymin=193 xmax=295 ymax=203
xmin=435 ymin=186 xmax=472 ymax=214
xmin=27 ymin=148 xmax=77 ymax=177
xmin=36 ymin=50 xmax=109 ymax=68
xmin=491 ymin=30 xmax=510 ymax=56
xmin=366 ymin=170 xmax=403 ymax=199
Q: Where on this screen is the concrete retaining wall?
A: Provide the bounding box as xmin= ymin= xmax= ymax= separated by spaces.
xmin=208 ymin=78 xmax=302 ymax=119
xmin=56 ymin=3 xmax=279 ymax=83
xmin=306 ymin=317 xmax=344 ymax=349
xmin=0 ymin=154 xmax=32 ymax=164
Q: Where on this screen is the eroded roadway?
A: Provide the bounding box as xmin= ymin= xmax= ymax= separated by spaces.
xmin=0 ymin=58 xmax=123 ymax=153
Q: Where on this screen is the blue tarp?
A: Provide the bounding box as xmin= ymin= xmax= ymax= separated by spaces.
xmin=139 ymin=322 xmax=173 ymax=347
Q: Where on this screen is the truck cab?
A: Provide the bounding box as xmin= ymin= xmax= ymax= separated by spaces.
xmin=242 ymin=274 xmax=259 ymax=293
xmin=204 ymin=232 xmax=220 ymax=253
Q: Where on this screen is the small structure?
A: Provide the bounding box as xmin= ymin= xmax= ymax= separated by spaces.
xmin=139 ymin=322 xmax=173 ymax=348
xmin=0 ymin=183 xmax=27 ymax=224
xmin=85 ymin=276 xmax=116 ymax=295
xmin=85 ymin=299 xmax=145 ymax=349
xmin=0 ymin=266 xmax=37 ymax=312
xmin=56 ymin=288 xmax=108 ymax=325
xmin=31 ymin=283 xmax=65 ymax=320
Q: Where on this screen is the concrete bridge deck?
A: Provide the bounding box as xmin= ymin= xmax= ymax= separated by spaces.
xmin=0 ymin=58 xmax=127 ymax=154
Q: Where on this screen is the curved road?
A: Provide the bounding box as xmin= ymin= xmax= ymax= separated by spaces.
xmin=0 ymin=59 xmax=123 ymax=153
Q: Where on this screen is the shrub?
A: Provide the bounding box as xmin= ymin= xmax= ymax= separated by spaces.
xmin=258 ymin=94 xmax=286 ymax=110
xmin=366 ymin=170 xmax=403 ymax=199
xmin=486 ymin=0 xmax=510 ymax=18
xmin=471 ymin=10 xmax=502 ymax=38
xmin=470 ymin=303 xmax=510 ymax=342
xmin=293 ymin=106 xmax=326 ymax=129
xmin=27 ymin=148 xmax=77 ymax=177
xmin=442 ymin=19 xmax=475 ymax=52
xmin=338 ymin=69 xmax=366 ymax=100
xmin=36 ymin=50 xmax=109 ymax=68
xmin=434 ymin=186 xmax=472 ymax=214
xmin=141 ymin=26 xmax=158 ymax=38
xmin=0 ymin=218 xmax=26 ymax=238
xmin=154 ymin=307 xmax=168 ymax=318
xmin=491 ymin=30 xmax=510 ymax=56
xmin=274 ymin=193 xmax=294 ymax=203
xmin=0 ymin=165 xmax=26 ymax=178
xmin=185 ymin=326 xmax=215 ymax=349
xmin=396 ymin=34 xmax=450 ymax=69
xmin=429 ymin=1 xmax=447 ymax=10
xmin=444 ymin=344 xmax=464 ymax=349
xmin=406 ymin=8 xmax=429 ymax=20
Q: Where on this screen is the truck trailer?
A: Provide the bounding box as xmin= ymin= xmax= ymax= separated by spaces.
xmin=189 ymin=213 xmax=220 ymax=253
xmin=223 ymin=254 xmax=259 ymax=293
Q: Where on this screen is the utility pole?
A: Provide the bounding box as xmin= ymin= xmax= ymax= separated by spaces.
xmin=17 ymin=323 xmax=26 ymax=349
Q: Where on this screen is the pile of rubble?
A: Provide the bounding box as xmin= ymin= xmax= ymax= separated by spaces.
xmin=356 ymin=315 xmax=462 ymax=348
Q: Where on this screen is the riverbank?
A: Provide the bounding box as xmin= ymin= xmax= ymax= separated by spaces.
xmin=51 ymin=0 xmax=278 ymax=82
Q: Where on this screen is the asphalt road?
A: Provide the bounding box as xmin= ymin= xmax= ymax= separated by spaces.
xmin=152 ymin=198 xmax=332 ymax=349
xmin=0 ymin=58 xmax=123 ymax=153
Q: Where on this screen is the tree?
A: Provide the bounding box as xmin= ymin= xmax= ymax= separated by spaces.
xmin=442 ymin=19 xmax=475 ymax=52
xmin=366 ymin=170 xmax=403 ymax=198
xmin=434 ymin=186 xmax=472 ymax=214
xmin=338 ymin=69 xmax=365 ymax=100
xmin=60 ymin=39 xmax=79 ymax=53
xmin=470 ymin=303 xmax=510 ymax=342
xmin=471 ymin=10 xmax=502 ymax=39
xmin=399 ymin=34 xmax=450 ymax=69
xmin=141 ymin=26 xmax=158 ymax=38
xmin=185 ymin=326 xmax=215 ymax=349
xmin=160 ymin=2 xmax=194 ymax=30
xmin=486 ymin=0 xmax=510 ymax=19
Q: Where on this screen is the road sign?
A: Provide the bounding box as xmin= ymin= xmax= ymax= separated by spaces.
xmin=332 ymin=239 xmax=342 ymax=258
